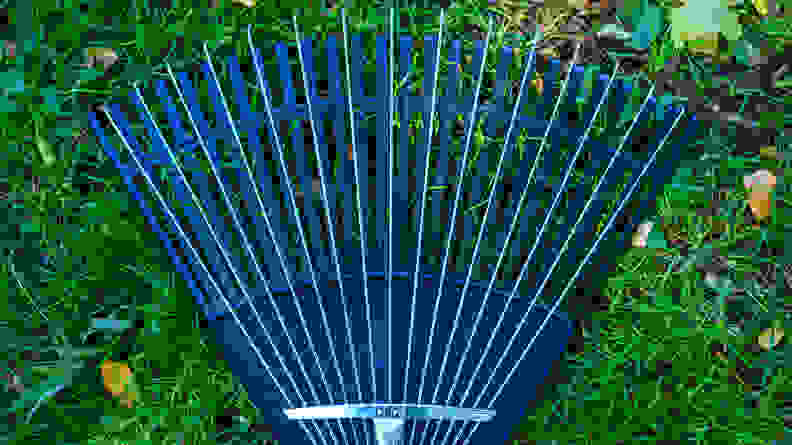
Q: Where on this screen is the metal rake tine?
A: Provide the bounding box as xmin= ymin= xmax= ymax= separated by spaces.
xmin=416 ymin=12 xmax=495 ymax=445
xmin=408 ymin=8 xmax=446 ymax=445
xmin=290 ymin=4 xmax=365 ymax=420
xmin=437 ymin=39 xmax=586 ymax=445
xmin=340 ymin=8 xmax=376 ymax=445
xmin=455 ymin=54 xmax=623 ymax=420
xmin=463 ymin=59 xmax=625 ymax=397
xmin=466 ymin=80 xmax=660 ymax=416
xmin=292 ymin=13 xmax=364 ymax=445
xmin=200 ymin=37 xmax=334 ymax=408
xmin=97 ymin=104 xmax=326 ymax=445
xmin=141 ymin=65 xmax=336 ymax=444
xmin=400 ymin=0 xmax=414 ymax=406
xmin=497 ymin=59 xmax=625 ymax=332
xmin=457 ymin=102 xmax=685 ymax=445
xmin=387 ymin=5 xmax=395 ymax=407
xmin=428 ymin=21 xmax=542 ymax=445
xmin=247 ymin=25 xmax=350 ymax=445
xmin=438 ymin=24 xmax=545 ymax=412
xmin=339 ymin=4 xmax=377 ymax=404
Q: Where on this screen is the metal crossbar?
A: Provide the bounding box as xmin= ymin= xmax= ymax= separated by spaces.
xmin=88 ymin=7 xmax=701 ymax=445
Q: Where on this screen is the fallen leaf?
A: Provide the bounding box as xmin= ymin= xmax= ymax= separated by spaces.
xmin=753 ymin=0 xmax=769 ymax=15
xmin=100 ymin=360 xmax=138 ymax=408
xmin=539 ymin=47 xmax=559 ymax=59
xmin=532 ymin=76 xmax=544 ymax=94
xmin=758 ymin=327 xmax=784 ymax=350
xmin=760 ymin=145 xmax=777 ymax=159
xmin=84 ymin=48 xmax=119 ymax=70
xmin=684 ymin=32 xmax=720 ymax=57
xmin=743 ymin=169 xmax=777 ymax=221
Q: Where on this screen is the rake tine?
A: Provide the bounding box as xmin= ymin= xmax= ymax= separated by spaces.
xmin=98 ymin=103 xmax=327 ymax=445
xmin=249 ymin=23 xmax=353 ymax=445
xmin=437 ymin=23 xmax=544 ymax=415
xmin=292 ymin=13 xmax=360 ymax=445
xmin=408 ymin=8 xmax=446 ymax=445
xmin=160 ymin=59 xmax=339 ymax=442
xmin=415 ymin=12 xmax=495 ymax=445
xmin=435 ymin=39 xmax=587 ymax=445
xmin=427 ymin=20 xmax=544 ymax=445
xmin=340 ymin=8 xmax=376 ymax=444
xmin=457 ymin=105 xmax=685 ymax=445
xmin=443 ymin=57 xmax=625 ymax=445
xmin=449 ymin=82 xmax=666 ymax=445
xmin=206 ymin=36 xmax=355 ymax=443
xmin=387 ymin=5 xmax=395 ymax=409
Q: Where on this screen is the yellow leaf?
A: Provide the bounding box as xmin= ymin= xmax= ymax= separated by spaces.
xmin=683 ymin=32 xmax=720 ymax=57
xmin=743 ymin=170 xmax=777 ymax=221
xmin=753 ymin=0 xmax=768 ymax=15
xmin=760 ymin=145 xmax=777 ymax=159
xmin=758 ymin=327 xmax=784 ymax=350
xmin=100 ymin=361 xmax=137 ymax=407
xmin=84 ymin=48 xmax=119 ymax=70
xmin=232 ymin=0 xmax=256 ymax=7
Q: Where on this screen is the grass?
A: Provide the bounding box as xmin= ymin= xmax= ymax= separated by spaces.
xmin=1 ymin=0 xmax=791 ymax=444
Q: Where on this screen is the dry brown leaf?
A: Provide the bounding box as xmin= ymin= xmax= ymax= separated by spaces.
xmin=532 ymin=76 xmax=544 ymax=94
xmin=748 ymin=189 xmax=773 ymax=221
xmin=100 ymin=360 xmax=137 ymax=408
xmin=564 ymin=0 xmax=593 ymax=9
xmin=743 ymin=169 xmax=777 ymax=221
xmin=758 ymin=327 xmax=784 ymax=350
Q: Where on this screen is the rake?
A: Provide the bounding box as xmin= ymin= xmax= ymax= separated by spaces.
xmin=88 ymin=7 xmax=700 ymax=445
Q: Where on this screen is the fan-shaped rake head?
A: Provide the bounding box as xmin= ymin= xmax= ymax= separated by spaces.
xmin=89 ymin=7 xmax=700 ymax=445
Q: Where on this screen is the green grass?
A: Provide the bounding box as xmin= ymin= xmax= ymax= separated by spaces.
xmin=1 ymin=0 xmax=791 ymax=444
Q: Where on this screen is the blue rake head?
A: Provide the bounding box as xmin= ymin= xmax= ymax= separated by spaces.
xmin=88 ymin=7 xmax=701 ymax=445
